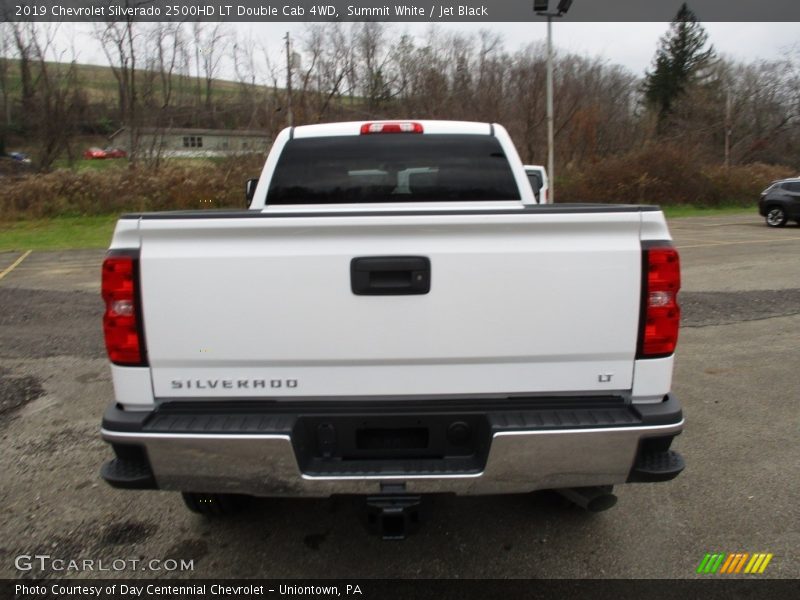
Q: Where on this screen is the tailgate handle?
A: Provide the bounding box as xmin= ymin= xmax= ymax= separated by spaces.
xmin=351 ymin=256 xmax=431 ymax=295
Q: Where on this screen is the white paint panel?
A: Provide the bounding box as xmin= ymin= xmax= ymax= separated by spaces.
xmin=153 ymin=361 xmax=633 ymax=398
xmin=139 ymin=211 xmax=645 ymax=399
xmin=640 ymin=210 xmax=673 ymax=241
xmin=111 ymin=365 xmax=154 ymax=409
xmin=108 ymin=219 xmax=140 ymax=250
xmin=632 ymin=356 xmax=675 ymax=403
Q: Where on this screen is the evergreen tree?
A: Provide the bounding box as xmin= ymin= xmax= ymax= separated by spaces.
xmin=644 ymin=3 xmax=715 ymax=125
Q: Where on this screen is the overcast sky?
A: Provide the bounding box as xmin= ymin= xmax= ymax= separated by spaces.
xmin=55 ymin=21 xmax=800 ymax=79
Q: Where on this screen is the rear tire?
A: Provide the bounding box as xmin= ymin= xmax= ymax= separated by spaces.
xmin=765 ymin=206 xmax=787 ymax=227
xmin=181 ymin=492 xmax=250 ymax=516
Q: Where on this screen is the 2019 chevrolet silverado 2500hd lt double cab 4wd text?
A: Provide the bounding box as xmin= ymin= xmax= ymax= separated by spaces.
xmin=100 ymin=120 xmax=684 ymax=537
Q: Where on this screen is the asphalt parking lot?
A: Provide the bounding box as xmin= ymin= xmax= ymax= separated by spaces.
xmin=0 ymin=213 xmax=798 ymax=579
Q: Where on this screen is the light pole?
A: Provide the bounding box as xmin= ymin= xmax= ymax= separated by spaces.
xmin=534 ymin=0 xmax=572 ymax=202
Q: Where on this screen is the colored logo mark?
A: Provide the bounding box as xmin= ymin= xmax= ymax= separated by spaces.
xmin=697 ymin=553 xmax=773 ymax=574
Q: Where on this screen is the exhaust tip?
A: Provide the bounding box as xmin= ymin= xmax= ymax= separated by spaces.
xmin=586 ymin=492 xmax=618 ymax=513
xmin=555 ymin=486 xmax=618 ymax=512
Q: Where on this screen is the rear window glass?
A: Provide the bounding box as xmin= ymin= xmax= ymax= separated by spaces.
xmin=267 ymin=134 xmax=520 ymax=204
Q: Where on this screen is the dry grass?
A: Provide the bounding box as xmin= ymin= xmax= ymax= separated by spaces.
xmin=2 ymin=145 xmax=794 ymax=220
xmin=0 ymin=156 xmax=263 ymax=220
xmin=558 ymin=144 xmax=795 ymax=206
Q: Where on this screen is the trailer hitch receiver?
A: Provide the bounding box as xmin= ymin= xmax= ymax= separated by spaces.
xmin=365 ymin=494 xmax=422 ymax=540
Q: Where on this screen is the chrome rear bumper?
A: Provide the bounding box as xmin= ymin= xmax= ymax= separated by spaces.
xmin=101 ymin=395 xmax=684 ymax=496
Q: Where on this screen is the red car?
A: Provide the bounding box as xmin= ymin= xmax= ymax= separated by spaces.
xmin=83 ymin=147 xmax=107 ymax=159
xmin=104 ymin=147 xmax=127 ymax=159
xmin=83 ymin=147 xmax=127 ymax=160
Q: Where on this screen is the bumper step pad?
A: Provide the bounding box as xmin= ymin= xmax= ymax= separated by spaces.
xmin=628 ymin=449 xmax=685 ymax=483
xmin=100 ymin=457 xmax=157 ymax=490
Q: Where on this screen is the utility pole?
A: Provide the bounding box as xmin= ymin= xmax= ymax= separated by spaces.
xmin=535 ymin=0 xmax=573 ymax=203
xmin=285 ymin=31 xmax=293 ymax=127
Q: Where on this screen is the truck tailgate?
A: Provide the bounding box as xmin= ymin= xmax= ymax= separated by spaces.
xmin=137 ymin=210 xmax=643 ymax=399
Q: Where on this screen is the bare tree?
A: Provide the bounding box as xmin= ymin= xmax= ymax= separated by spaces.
xmin=257 ymin=40 xmax=286 ymax=136
xmin=193 ymin=22 xmax=228 ymax=119
xmin=232 ymin=31 xmax=261 ymax=129
xmin=27 ymin=24 xmax=86 ymax=170
xmin=95 ymin=13 xmax=141 ymax=164
xmin=311 ymin=24 xmax=352 ymax=122
xmin=0 ymin=23 xmax=13 ymax=150
xmin=153 ymin=22 xmax=182 ymax=110
xmin=295 ymin=25 xmax=322 ymax=123
xmin=137 ymin=22 xmax=186 ymax=166
xmin=4 ymin=18 xmax=798 ymax=179
xmin=728 ymin=56 xmax=800 ymax=164
xmin=508 ymin=44 xmax=547 ymax=163
xmin=442 ymin=33 xmax=474 ymax=120
xmin=355 ymin=23 xmax=394 ymax=113
xmin=9 ymin=21 xmax=37 ymax=127
xmin=473 ymin=30 xmax=506 ymax=122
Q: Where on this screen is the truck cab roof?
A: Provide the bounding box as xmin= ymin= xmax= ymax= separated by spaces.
xmin=292 ymin=120 xmax=493 ymax=138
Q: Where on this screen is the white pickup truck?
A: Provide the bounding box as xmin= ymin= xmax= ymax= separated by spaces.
xmin=100 ymin=120 xmax=684 ymax=537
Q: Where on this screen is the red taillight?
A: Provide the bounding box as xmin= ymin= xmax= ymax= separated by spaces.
xmin=638 ymin=243 xmax=681 ymax=358
xmin=360 ymin=122 xmax=423 ymax=134
xmin=102 ymin=252 xmax=146 ymax=366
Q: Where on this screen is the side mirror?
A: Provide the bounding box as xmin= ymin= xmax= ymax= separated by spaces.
xmin=245 ymin=178 xmax=259 ymax=207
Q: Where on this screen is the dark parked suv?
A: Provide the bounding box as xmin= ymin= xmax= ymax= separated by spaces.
xmin=759 ymin=178 xmax=800 ymax=227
